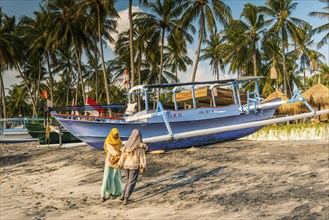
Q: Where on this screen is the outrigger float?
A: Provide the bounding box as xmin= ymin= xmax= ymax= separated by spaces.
xmin=52 ymin=77 xmax=329 ymax=151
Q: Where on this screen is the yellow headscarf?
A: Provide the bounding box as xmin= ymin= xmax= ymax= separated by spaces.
xmin=103 ymin=128 xmax=122 ymax=153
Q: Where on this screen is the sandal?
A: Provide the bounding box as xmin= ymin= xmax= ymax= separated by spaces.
xmin=123 ymin=199 xmax=128 ymax=205
xmin=119 ymin=194 xmax=125 ymax=201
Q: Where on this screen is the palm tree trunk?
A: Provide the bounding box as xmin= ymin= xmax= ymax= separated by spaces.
xmin=75 ymin=77 xmax=79 ymax=106
xmin=15 ymin=63 xmax=37 ymax=116
xmin=137 ymin=49 xmax=142 ymax=111
xmin=129 ymin=0 xmax=135 ymax=90
xmin=191 ymin=16 xmax=204 ymax=82
xmin=97 ymin=5 xmax=110 ymax=105
xmin=73 ymin=44 xmax=86 ymax=105
xmin=66 ymin=62 xmax=73 ymax=107
xmin=175 ymin=68 xmax=178 ymax=83
xmin=46 ymin=52 xmax=54 ymax=104
xmin=215 ymin=64 xmax=219 ymax=80
xmin=302 ymin=60 xmax=307 ymax=91
xmin=35 ymin=61 xmax=42 ymax=108
xmin=253 ymin=50 xmax=257 ymax=76
xmin=281 ymin=36 xmax=288 ymax=96
xmin=0 ymin=70 xmax=6 ymax=128
xmin=158 ymin=28 xmax=165 ymax=84
xmin=94 ymin=40 xmax=98 ymax=103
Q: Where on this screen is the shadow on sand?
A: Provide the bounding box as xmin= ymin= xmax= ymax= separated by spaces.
xmin=133 ymin=165 xmax=226 ymax=202
xmin=0 ymin=153 xmax=30 ymax=166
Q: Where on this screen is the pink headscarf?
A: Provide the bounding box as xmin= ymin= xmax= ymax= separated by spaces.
xmin=121 ymin=129 xmax=143 ymax=153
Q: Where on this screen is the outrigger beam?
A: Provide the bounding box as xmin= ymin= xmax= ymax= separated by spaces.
xmin=141 ymin=109 xmax=329 ymax=144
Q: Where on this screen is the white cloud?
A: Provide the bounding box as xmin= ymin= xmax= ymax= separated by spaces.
xmin=107 ymin=6 xmax=143 ymax=50
xmin=2 ymin=69 xmax=21 ymax=95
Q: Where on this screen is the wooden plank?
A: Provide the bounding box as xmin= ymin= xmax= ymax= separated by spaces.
xmin=173 ymin=88 xmax=248 ymax=106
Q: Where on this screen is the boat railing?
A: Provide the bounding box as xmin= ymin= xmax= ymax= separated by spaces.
xmin=0 ymin=117 xmax=44 ymax=135
xmin=240 ymin=90 xmax=315 ymax=113
xmin=129 ymin=77 xmax=264 ymax=112
xmin=51 ymin=113 xmax=126 ymax=123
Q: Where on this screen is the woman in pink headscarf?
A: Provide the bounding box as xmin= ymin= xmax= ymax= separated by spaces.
xmin=118 ymin=129 xmax=147 ymax=205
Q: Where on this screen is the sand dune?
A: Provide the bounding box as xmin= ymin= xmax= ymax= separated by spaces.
xmin=1 ymin=140 xmax=328 ymax=219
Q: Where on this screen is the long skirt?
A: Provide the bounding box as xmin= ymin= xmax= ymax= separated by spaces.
xmin=100 ymin=162 xmax=122 ymax=198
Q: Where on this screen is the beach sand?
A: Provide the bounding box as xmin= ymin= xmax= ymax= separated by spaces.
xmin=1 ymin=140 xmax=328 ymax=219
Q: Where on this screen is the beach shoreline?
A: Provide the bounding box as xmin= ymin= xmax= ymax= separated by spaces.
xmin=1 ymin=140 xmax=328 ymax=219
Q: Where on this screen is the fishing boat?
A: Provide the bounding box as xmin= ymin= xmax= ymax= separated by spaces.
xmin=52 ymin=77 xmax=329 ymax=151
xmin=0 ymin=118 xmax=41 ymax=143
xmin=26 ymin=122 xmax=81 ymax=145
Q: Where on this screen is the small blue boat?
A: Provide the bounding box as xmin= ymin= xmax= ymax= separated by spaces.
xmin=51 ymin=77 xmax=306 ymax=151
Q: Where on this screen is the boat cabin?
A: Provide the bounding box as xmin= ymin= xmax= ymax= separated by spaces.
xmin=127 ymin=76 xmax=264 ymax=114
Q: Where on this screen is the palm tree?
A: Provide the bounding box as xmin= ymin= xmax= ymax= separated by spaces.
xmin=239 ymin=4 xmax=267 ymax=77
xmin=53 ymin=46 xmax=78 ymax=106
xmin=288 ymin=26 xmax=325 ymax=91
xmin=308 ymin=63 xmax=329 ymax=87
xmin=164 ymin=36 xmax=193 ymax=82
xmin=84 ymin=0 xmax=118 ymax=105
xmin=309 ymin=0 xmax=329 ymax=48
xmin=0 ymin=8 xmax=15 ymax=122
xmin=219 ymin=20 xmax=249 ymax=77
xmin=180 ymin=0 xmax=232 ymax=82
xmin=47 ymin=0 xmax=91 ymax=104
xmin=261 ymin=0 xmax=310 ymax=96
xmin=128 ymin=0 xmax=148 ymax=89
xmin=17 ymin=9 xmax=54 ymax=106
xmin=30 ymin=6 xmax=56 ymax=104
xmin=200 ymin=32 xmax=225 ymax=80
xmin=135 ymin=0 xmax=185 ymax=84
xmin=6 ymin=85 xmax=32 ymax=117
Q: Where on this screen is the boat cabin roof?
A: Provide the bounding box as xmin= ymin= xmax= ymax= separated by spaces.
xmin=142 ymin=76 xmax=265 ymax=89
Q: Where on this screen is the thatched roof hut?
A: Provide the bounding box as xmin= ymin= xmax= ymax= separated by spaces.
xmin=292 ymin=84 xmax=329 ymax=121
xmin=309 ymin=85 xmax=329 ymax=106
xmin=303 ymin=84 xmax=329 ymax=105
xmin=263 ymin=91 xmax=293 ymax=114
xmin=294 ymin=84 xmax=329 ymax=112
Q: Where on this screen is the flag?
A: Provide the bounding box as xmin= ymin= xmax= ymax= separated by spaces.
xmin=123 ymin=68 xmax=129 ymax=89
xmin=85 ymin=95 xmax=103 ymax=116
xmin=40 ymin=90 xmax=48 ymax=99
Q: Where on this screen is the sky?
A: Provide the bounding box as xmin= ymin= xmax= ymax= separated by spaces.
xmin=1 ymin=0 xmax=328 ymax=94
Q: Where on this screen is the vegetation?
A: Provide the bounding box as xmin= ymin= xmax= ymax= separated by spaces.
xmin=0 ymin=0 xmax=328 ymax=118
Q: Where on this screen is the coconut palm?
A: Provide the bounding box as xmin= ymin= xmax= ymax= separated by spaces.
xmin=164 ymin=36 xmax=192 ymax=82
xmin=219 ymin=20 xmax=249 ymax=77
xmin=308 ymin=63 xmax=329 ymax=87
xmin=0 ymin=8 xmax=15 ymax=122
xmin=17 ymin=10 xmax=54 ymax=107
xmin=46 ymin=0 xmax=91 ymax=104
xmin=128 ymin=0 xmax=148 ymax=89
xmin=261 ymin=0 xmax=311 ymax=96
xmin=200 ymin=32 xmax=225 ymax=80
xmin=53 ymin=46 xmax=79 ymax=106
xmin=309 ymin=0 xmax=329 ymax=48
xmin=288 ymin=26 xmax=325 ymax=91
xmin=238 ymin=3 xmax=267 ymax=77
xmin=83 ymin=0 xmax=118 ymax=105
xmin=180 ymin=0 xmax=232 ymax=82
xmin=135 ymin=0 xmax=186 ymax=84
xmin=6 ymin=84 xmax=32 ymax=117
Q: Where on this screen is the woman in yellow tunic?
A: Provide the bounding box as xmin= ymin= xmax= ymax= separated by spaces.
xmin=100 ymin=128 xmax=123 ymax=202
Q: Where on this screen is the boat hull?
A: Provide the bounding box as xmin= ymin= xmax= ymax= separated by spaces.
xmin=26 ymin=123 xmax=81 ymax=145
xmin=54 ymin=107 xmax=276 ymax=151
